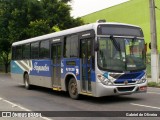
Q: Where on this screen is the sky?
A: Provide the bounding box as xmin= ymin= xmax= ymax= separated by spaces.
xmin=69 ymin=0 xmax=129 ymax=18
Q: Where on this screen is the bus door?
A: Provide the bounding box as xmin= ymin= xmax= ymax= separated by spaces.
xmin=80 ymin=39 xmax=92 ymax=92
xmin=52 ymin=43 xmax=61 ymax=88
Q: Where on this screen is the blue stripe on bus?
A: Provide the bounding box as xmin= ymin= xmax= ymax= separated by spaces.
xmin=11 ymin=60 xmax=52 ymax=77
xmin=30 ymin=60 xmax=52 ymax=77
xmin=11 ymin=59 xmax=96 ymax=82
xmin=61 ymin=58 xmax=81 ymax=80
xmin=114 ymin=71 xmax=145 ymax=83
xmin=11 ymin=61 xmax=24 ymax=74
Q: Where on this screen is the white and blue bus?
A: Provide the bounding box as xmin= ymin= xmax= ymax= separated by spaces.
xmin=11 ymin=21 xmax=147 ymax=99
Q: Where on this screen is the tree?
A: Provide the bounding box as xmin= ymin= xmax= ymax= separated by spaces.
xmin=0 ymin=0 xmax=84 ymax=73
xmin=26 ymin=20 xmax=51 ymax=37
xmin=0 ymin=40 xmax=11 ymax=73
xmin=0 ymin=0 xmax=11 ymax=73
xmin=40 ymin=0 xmax=83 ymax=30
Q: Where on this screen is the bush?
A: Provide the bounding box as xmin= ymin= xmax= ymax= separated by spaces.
xmin=148 ymin=82 xmax=160 ymax=87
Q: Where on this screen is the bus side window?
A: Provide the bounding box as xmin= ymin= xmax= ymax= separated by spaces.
xmin=64 ymin=35 xmax=78 ymax=58
xmin=39 ymin=40 xmax=50 ymax=59
xmin=12 ymin=47 xmax=16 ymax=60
xmin=16 ymin=46 xmax=22 ymax=60
xmin=22 ymin=44 xmax=30 ymax=59
xmin=65 ymin=36 xmax=70 ymax=58
xmin=31 ymin=42 xmax=39 ymax=59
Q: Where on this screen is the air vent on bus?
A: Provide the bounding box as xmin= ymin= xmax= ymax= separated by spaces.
xmin=117 ymin=86 xmax=135 ymax=92
xmin=96 ymin=19 xmax=106 ymax=23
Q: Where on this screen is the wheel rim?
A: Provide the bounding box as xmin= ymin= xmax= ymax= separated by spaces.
xmin=24 ymin=74 xmax=29 ymax=88
xmin=70 ymin=82 xmax=77 ymax=95
xmin=25 ymin=79 xmax=28 ymax=88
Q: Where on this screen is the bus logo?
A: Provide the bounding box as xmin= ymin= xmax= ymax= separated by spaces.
xmin=124 ymin=80 xmax=128 ymax=85
xmin=33 ymin=62 xmax=49 ymax=73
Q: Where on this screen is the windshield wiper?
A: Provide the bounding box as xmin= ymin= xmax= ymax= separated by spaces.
xmin=110 ymin=35 xmax=124 ymax=62
xmin=131 ymin=37 xmax=137 ymax=45
xmin=110 ymin=35 xmax=121 ymax=51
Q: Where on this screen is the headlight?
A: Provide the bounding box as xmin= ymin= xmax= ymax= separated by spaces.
xmin=142 ymin=78 xmax=146 ymax=83
xmin=97 ymin=74 xmax=113 ymax=85
xmin=136 ymin=75 xmax=146 ymax=84
xmin=136 ymin=79 xmax=143 ymax=84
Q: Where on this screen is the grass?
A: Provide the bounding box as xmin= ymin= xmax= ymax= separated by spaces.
xmin=82 ymin=0 xmax=160 ymax=52
xmin=148 ymin=82 xmax=160 ymax=88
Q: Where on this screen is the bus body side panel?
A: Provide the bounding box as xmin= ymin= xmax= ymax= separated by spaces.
xmin=11 ymin=59 xmax=53 ymax=88
xmin=61 ymin=58 xmax=81 ymax=80
xmin=61 ymin=58 xmax=81 ymax=91
xmin=11 ymin=60 xmax=24 ymax=84
xmin=61 ymin=58 xmax=97 ymax=96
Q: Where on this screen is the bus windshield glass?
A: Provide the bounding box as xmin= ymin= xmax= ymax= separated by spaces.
xmin=97 ymin=37 xmax=146 ymax=72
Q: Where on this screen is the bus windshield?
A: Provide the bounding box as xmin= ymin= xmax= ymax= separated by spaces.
xmin=97 ymin=37 xmax=146 ymax=72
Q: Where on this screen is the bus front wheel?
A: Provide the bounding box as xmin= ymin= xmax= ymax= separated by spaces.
xmin=68 ymin=78 xmax=79 ymax=99
xmin=24 ymin=73 xmax=31 ymax=90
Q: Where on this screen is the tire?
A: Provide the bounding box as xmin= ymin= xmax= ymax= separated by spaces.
xmin=68 ymin=78 xmax=79 ymax=99
xmin=24 ymin=73 xmax=31 ymax=90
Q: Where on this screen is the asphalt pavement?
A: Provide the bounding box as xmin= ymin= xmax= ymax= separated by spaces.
xmin=0 ymin=73 xmax=51 ymax=120
xmin=0 ymin=97 xmax=49 ymax=120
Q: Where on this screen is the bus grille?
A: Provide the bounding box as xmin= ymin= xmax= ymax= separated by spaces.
xmin=114 ymin=81 xmax=136 ymax=84
xmin=118 ymin=73 xmax=142 ymax=79
xmin=117 ymin=86 xmax=135 ymax=92
xmin=110 ymin=72 xmax=144 ymax=80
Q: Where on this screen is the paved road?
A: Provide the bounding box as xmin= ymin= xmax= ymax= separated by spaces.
xmin=0 ymin=73 xmax=160 ymax=120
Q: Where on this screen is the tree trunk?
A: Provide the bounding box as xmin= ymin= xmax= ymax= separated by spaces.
xmin=4 ymin=63 xmax=8 ymax=73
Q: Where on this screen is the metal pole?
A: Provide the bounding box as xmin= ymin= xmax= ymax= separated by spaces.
xmin=149 ymin=0 xmax=159 ymax=83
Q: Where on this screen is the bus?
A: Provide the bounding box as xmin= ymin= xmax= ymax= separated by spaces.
xmin=11 ymin=21 xmax=147 ymax=99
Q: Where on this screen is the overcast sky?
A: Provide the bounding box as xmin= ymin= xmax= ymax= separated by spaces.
xmin=69 ymin=0 xmax=129 ymax=18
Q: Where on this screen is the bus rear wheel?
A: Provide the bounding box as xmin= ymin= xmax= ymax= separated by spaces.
xmin=68 ymin=78 xmax=79 ymax=99
xmin=24 ymin=73 xmax=31 ymax=90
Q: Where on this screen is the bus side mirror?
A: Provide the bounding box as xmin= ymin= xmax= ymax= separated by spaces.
xmin=149 ymin=42 xmax=151 ymax=49
xmin=94 ymin=41 xmax=99 ymax=51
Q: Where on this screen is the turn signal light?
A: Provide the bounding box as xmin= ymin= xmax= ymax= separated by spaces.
xmin=139 ymin=86 xmax=147 ymax=91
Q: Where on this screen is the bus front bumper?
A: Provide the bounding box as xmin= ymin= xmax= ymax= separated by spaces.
xmin=96 ymin=82 xmax=147 ymax=97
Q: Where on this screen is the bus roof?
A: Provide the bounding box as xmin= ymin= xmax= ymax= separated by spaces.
xmin=12 ymin=22 xmax=141 ymax=46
